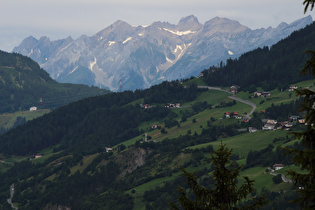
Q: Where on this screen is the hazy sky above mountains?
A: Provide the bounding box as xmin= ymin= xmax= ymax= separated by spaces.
xmin=0 ymin=0 xmax=313 ymax=52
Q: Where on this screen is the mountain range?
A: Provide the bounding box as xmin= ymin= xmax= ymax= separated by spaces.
xmin=13 ymin=15 xmax=313 ymax=91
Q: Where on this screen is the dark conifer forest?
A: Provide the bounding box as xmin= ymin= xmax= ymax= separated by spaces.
xmin=202 ymin=22 xmax=315 ymax=91
xmin=0 ymin=50 xmax=109 ymax=113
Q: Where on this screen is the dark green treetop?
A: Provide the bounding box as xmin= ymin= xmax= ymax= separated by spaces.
xmin=284 ymin=2 xmax=315 ymax=208
xmin=285 ymin=51 xmax=315 ymax=208
xmin=170 ymin=143 xmax=267 ymax=209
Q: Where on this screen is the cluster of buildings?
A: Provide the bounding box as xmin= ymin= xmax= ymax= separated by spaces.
xmin=288 ymin=85 xmax=298 ymax=92
xmin=224 ymin=112 xmax=241 ymax=119
xmin=165 ymin=103 xmax=181 ymax=108
xmin=224 ymin=112 xmax=250 ymax=122
xmin=140 ymin=103 xmax=181 ymax=109
xmin=105 ymin=147 xmax=123 ymax=152
xmin=254 ymin=91 xmax=271 ymax=98
xmin=230 ymin=85 xmax=238 ymax=94
xmin=140 ymin=104 xmax=154 ymax=109
xmin=224 ymin=110 xmax=304 ymax=132
xmin=151 ymin=124 xmax=163 ymax=129
xmin=198 ymin=73 xmax=204 ymax=78
xmin=262 ymin=116 xmax=305 ymax=131
xmin=254 ymin=85 xmax=298 ymax=97
xmin=29 ymin=153 xmax=43 ymax=160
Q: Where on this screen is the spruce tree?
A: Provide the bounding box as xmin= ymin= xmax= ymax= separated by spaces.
xmin=283 ymin=1 xmax=315 ymax=208
xmin=170 ymin=143 xmax=267 ymax=209
xmin=285 ymin=51 xmax=315 ymax=208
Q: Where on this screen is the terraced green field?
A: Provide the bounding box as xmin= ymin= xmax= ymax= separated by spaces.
xmin=117 ymin=81 xmax=315 ymax=209
xmin=0 ymin=109 xmax=50 ymax=129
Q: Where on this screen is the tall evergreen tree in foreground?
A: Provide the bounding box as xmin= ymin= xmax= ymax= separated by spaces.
xmin=283 ymin=1 xmax=315 ymax=208
xmin=285 ymin=50 xmax=315 ymax=208
xmin=170 ymin=143 xmax=267 ymax=209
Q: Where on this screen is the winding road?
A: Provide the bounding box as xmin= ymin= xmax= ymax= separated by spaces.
xmin=198 ymin=86 xmax=257 ymax=118
xmin=7 ymin=183 xmax=18 ymax=210
xmin=270 ymin=172 xmax=293 ymax=183
xmin=228 ymin=96 xmax=257 ymax=118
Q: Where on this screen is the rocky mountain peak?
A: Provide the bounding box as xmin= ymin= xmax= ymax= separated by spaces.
xmin=23 ymin=36 xmax=38 ymax=43
xmin=204 ymin=17 xmax=249 ymax=33
xmin=14 ymin=36 xmax=38 ymax=54
xmin=177 ymin=15 xmax=202 ymax=31
xmin=112 ymin=20 xmax=130 ymax=27
xmin=277 ymin=22 xmax=289 ymax=29
xmin=13 ymin=15 xmax=313 ymax=91
xmin=151 ymin=21 xmax=175 ymax=29
xmin=38 ymin=36 xmax=50 ymax=42
xmin=96 ymin=20 xmax=134 ymax=41
xmin=64 ymin=36 xmax=73 ymax=42
xmin=290 ymin=15 xmax=313 ymax=28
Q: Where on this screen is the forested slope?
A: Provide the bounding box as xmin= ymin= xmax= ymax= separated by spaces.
xmin=203 ymin=21 xmax=315 ymax=91
xmin=0 ymin=81 xmax=204 ymax=156
xmin=0 ymin=51 xmax=109 ymax=113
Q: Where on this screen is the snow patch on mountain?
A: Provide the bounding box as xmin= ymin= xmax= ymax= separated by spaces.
xmin=89 ymin=57 xmax=97 ymax=71
xmin=174 ymin=44 xmax=189 ymax=59
xmin=123 ymin=37 xmax=132 ymax=44
xmin=173 ymin=45 xmax=182 ymax=53
xmin=13 ymin=15 xmax=313 ymax=91
xmin=166 ymin=57 xmax=174 ymax=64
xmin=69 ymin=66 xmax=78 ymax=75
xmin=108 ymin=41 xmax=116 ymax=46
xmin=163 ymin=28 xmax=197 ymax=36
xmin=28 ymin=49 xmax=33 ymax=57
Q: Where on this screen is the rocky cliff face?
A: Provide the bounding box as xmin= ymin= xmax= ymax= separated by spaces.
xmin=13 ymin=15 xmax=313 ymax=91
xmin=115 ymin=147 xmax=152 ymax=178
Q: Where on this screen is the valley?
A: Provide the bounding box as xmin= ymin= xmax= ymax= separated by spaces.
xmin=0 ymin=76 xmax=312 ymax=209
xmin=0 ymin=13 xmax=314 ymax=210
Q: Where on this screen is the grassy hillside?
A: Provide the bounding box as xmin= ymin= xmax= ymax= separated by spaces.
xmin=0 ymin=109 xmax=50 ymax=131
xmin=0 ymin=77 xmax=312 ymax=209
xmin=110 ymin=80 xmax=312 ymax=209
xmin=191 ymin=130 xmax=288 ymax=156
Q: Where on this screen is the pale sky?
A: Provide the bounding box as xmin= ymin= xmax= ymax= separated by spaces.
xmin=0 ymin=0 xmax=313 ymax=52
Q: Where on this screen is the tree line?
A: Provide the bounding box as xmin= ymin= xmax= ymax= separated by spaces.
xmin=202 ymin=22 xmax=315 ymax=91
xmin=0 ymin=81 xmax=204 ymax=156
xmin=0 ymin=50 xmax=109 ymax=113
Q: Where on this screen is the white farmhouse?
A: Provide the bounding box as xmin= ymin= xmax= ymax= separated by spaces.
xmin=30 ymin=106 xmax=37 ymax=111
xmin=262 ymin=124 xmax=276 ymax=130
xmin=273 ymin=164 xmax=285 ymax=170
